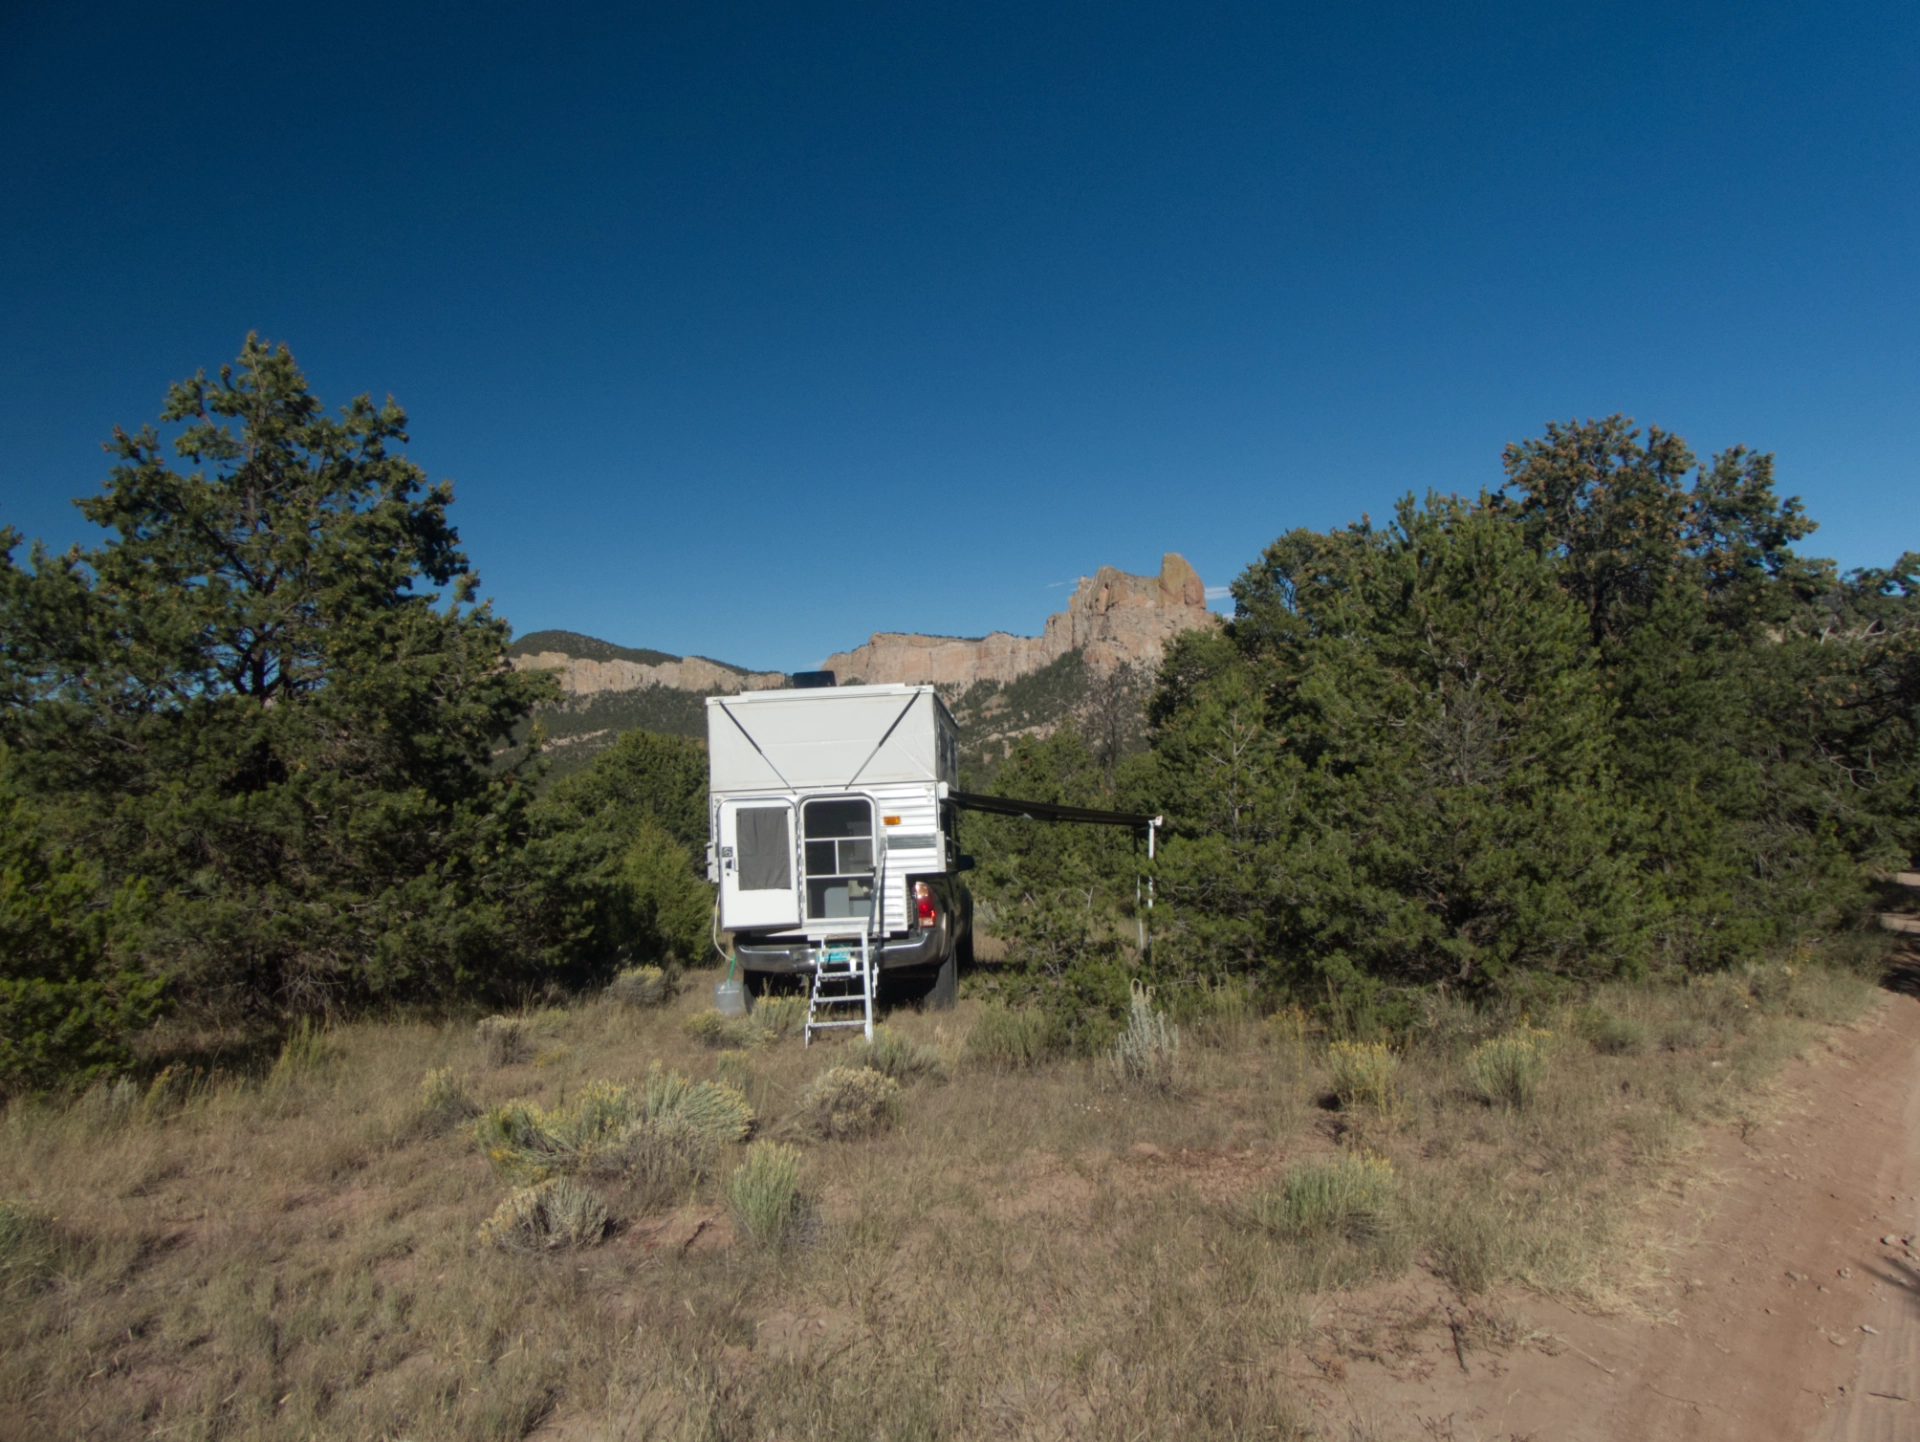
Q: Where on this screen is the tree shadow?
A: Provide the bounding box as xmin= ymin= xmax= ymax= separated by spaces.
xmin=1862 ymin=1254 xmax=1920 ymax=1318
xmin=1879 ymin=948 xmax=1920 ymax=1000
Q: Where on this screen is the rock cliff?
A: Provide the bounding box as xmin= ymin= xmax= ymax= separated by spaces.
xmin=820 ymin=553 xmax=1214 ymax=687
xmin=509 ymin=650 xmax=787 ymax=699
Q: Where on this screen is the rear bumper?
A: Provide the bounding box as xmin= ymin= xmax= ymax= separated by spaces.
xmin=736 ymin=924 xmax=950 ymax=975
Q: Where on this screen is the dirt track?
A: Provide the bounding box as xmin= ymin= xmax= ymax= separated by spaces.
xmin=1312 ymin=975 xmax=1920 ymax=1440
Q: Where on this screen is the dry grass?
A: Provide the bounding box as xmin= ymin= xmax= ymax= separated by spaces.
xmin=475 ymin=1014 xmax=532 ymax=1068
xmin=846 ymin=1024 xmax=946 ymax=1083
xmin=0 ymin=948 xmax=1886 ymax=1441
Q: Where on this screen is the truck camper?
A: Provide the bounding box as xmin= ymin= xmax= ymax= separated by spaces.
xmin=705 ymin=683 xmax=975 ymax=1041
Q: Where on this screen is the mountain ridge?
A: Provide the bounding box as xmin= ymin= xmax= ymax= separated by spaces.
xmin=821 ymin=553 xmax=1210 ymax=687
xmin=510 ymin=553 xmax=1217 ymax=779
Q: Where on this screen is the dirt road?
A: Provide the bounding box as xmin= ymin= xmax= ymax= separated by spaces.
xmin=1313 ymin=978 xmax=1920 ymax=1440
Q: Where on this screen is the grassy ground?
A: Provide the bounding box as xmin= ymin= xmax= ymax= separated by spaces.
xmin=0 ymin=944 xmax=1889 ymax=1442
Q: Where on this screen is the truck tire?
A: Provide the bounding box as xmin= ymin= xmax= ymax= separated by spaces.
xmin=928 ymin=947 xmax=958 ymax=1011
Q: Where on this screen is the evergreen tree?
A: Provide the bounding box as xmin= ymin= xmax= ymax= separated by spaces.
xmin=0 ymin=751 xmax=162 ymax=1090
xmin=520 ymin=728 xmax=718 ymax=970
xmin=960 ymin=725 xmax=1144 ymax=1046
xmin=1497 ymin=417 xmax=1879 ymax=958
xmin=0 ymin=338 xmax=558 ymax=1027
xmin=1154 ymin=497 xmax=1654 ymax=1003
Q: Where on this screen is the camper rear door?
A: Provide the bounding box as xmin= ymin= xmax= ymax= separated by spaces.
xmin=717 ymin=799 xmax=801 ymax=930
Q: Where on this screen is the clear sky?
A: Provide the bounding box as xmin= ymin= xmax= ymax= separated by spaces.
xmin=2 ymin=1 xmax=1914 ymax=672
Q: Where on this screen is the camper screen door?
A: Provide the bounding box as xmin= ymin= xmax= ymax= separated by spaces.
xmin=718 ymin=801 xmax=800 ymax=930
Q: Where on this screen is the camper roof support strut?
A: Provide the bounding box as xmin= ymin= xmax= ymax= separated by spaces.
xmin=843 ymin=692 xmax=922 ymax=788
xmin=713 ymin=700 xmax=795 ymax=790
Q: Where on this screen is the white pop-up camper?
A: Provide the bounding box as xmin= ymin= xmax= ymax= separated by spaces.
xmin=705 ymin=683 xmax=974 ymax=1041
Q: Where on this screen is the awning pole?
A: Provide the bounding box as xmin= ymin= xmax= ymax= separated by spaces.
xmin=1145 ymin=818 xmax=1160 ymax=962
xmin=1135 ymin=833 xmax=1145 ymax=953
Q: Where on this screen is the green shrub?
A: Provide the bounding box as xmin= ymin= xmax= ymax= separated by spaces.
xmin=607 ymin=965 xmax=671 ymax=1008
xmin=477 ymin=1178 xmax=609 ymax=1252
xmin=1251 ymin=1152 xmax=1399 ymax=1240
xmin=0 ymin=768 xmax=164 ymax=1096
xmin=476 ymin=1015 xmax=531 ymax=1068
xmin=848 ymin=1024 xmax=944 ymax=1083
xmin=1658 ymin=1016 xmax=1711 ymax=1052
xmin=640 ymin=1064 xmax=755 ymax=1145
xmin=1109 ymin=982 xmax=1181 ymax=1092
xmin=1581 ymin=1011 xmax=1648 ymax=1057
xmin=1249 ymin=1150 xmax=1408 ymax=1290
xmin=612 ymin=819 xmax=714 ymax=964
xmin=474 ymin=1067 xmax=753 ymax=1184
xmin=962 ymin=1004 xmax=1054 ymax=1070
xmin=1327 ymin=1041 xmax=1398 ymax=1109
xmin=1463 ymin=1027 xmax=1552 ymax=1108
xmin=1743 ymin=961 xmax=1798 ymax=1011
xmin=715 ymin=1049 xmax=754 ymax=1095
xmin=685 ymin=996 xmax=806 ymax=1049
xmin=798 ymin=1065 xmax=902 ymax=1140
xmin=748 ymin=995 xmax=808 ymax=1043
xmin=726 ymin=1142 xmax=803 ymax=1246
xmin=683 ymin=1010 xmax=751 ymax=1049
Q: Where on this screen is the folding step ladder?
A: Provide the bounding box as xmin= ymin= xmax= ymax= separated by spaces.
xmin=804 ymin=857 xmax=883 ymax=1046
xmin=803 ymin=933 xmax=875 ymax=1045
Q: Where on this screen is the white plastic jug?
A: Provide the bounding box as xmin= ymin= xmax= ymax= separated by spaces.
xmin=712 ymin=977 xmax=748 ymax=1018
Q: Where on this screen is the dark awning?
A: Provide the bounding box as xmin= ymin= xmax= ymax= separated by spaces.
xmin=949 ymin=791 xmax=1160 ymax=833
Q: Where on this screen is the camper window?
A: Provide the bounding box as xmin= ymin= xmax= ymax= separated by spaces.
xmin=736 ymin=807 xmax=793 ymax=891
xmin=802 ymin=798 xmax=876 ymax=921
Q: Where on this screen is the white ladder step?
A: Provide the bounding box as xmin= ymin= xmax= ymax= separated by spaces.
xmin=804 ymin=935 xmax=876 ymax=1046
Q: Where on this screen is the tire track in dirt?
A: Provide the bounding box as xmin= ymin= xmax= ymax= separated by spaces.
xmin=1808 ymin=968 xmax=1920 ymax=1442
xmin=1316 ymin=979 xmax=1920 ymax=1440
xmin=1600 ymin=983 xmax=1920 ymax=1442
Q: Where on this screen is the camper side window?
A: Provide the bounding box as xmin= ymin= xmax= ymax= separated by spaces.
xmin=802 ymin=798 xmax=875 ymax=921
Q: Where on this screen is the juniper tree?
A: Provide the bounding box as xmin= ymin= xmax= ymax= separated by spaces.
xmin=0 ymin=337 xmax=558 ymax=1028
xmin=1155 ymin=496 xmax=1653 ymax=1003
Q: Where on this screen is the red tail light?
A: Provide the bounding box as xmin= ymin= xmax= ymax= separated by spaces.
xmin=913 ymin=881 xmax=936 ymax=929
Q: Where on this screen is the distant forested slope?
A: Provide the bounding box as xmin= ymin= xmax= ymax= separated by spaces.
xmin=507 ymin=629 xmax=753 ymax=673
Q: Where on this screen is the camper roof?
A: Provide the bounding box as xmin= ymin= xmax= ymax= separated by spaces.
xmin=708 ymin=683 xmax=936 ymax=705
xmin=705 ymin=684 xmax=956 ymax=792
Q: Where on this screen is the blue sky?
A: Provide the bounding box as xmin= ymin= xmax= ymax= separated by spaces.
xmin=2 ymin=1 xmax=1914 ymax=672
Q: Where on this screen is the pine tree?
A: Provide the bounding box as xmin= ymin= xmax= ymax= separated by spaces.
xmin=0 ymin=338 xmax=558 ymax=1028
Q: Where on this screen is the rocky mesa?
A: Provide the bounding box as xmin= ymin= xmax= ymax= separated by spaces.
xmin=507 ymin=631 xmax=786 ymax=699
xmin=820 ymin=553 xmax=1215 ymax=687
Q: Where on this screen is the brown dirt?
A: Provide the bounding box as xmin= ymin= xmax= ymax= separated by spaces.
xmin=1307 ymin=983 xmax=1920 ymax=1440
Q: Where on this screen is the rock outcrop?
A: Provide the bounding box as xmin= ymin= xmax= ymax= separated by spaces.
xmin=820 ymin=553 xmax=1214 ymax=688
xmin=509 ymin=650 xmax=786 ymax=699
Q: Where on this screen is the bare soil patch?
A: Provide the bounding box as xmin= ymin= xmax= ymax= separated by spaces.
xmin=1299 ymin=982 xmax=1920 ymax=1440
